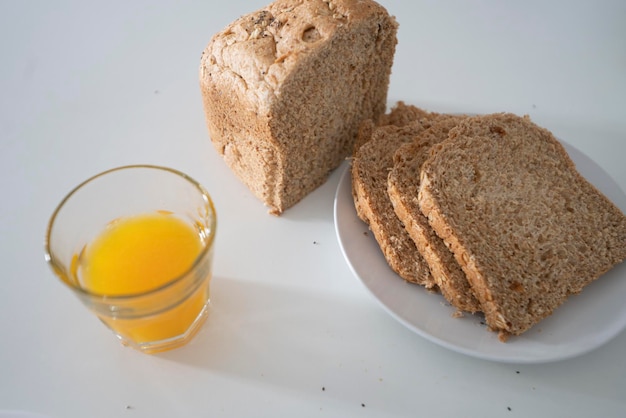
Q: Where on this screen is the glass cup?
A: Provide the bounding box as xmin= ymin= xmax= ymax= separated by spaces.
xmin=45 ymin=165 xmax=217 ymax=354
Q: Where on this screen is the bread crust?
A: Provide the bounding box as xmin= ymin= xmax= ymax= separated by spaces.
xmin=418 ymin=113 xmax=626 ymax=339
xmin=200 ymin=0 xmax=398 ymax=214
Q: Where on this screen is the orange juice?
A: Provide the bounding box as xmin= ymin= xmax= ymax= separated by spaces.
xmin=79 ymin=212 xmax=211 ymax=352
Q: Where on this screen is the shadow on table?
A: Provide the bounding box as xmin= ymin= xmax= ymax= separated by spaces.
xmin=156 ymin=273 xmax=380 ymax=383
xmin=150 ymin=273 xmax=626 ymax=414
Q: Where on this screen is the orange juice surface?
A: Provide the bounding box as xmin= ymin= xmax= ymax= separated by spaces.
xmin=80 ymin=212 xmax=211 ymax=352
xmin=82 ymin=212 xmax=202 ymax=295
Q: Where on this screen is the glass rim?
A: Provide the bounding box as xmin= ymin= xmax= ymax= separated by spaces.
xmin=44 ymin=164 xmax=217 ymax=300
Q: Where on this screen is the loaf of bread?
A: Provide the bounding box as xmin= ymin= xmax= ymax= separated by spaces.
xmin=388 ymin=117 xmax=482 ymax=313
xmin=418 ymin=113 xmax=626 ymax=340
xmin=351 ymin=104 xmax=440 ymax=286
xmin=200 ymin=0 xmax=398 ymax=214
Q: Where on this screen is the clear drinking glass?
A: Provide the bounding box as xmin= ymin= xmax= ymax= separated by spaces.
xmin=45 ymin=165 xmax=217 ymax=354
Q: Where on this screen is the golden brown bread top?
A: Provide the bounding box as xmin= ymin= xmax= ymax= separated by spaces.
xmin=200 ymin=0 xmax=396 ymax=115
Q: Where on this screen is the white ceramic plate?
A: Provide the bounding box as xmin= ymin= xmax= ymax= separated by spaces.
xmin=334 ymin=141 xmax=626 ymax=363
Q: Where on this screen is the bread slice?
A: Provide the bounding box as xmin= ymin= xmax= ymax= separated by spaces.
xmin=351 ymin=105 xmax=443 ymax=286
xmin=388 ymin=117 xmax=482 ymax=313
xmin=379 ymin=101 xmax=438 ymax=128
xmin=199 ymin=0 xmax=398 ymax=214
xmin=418 ymin=113 xmax=626 ymax=340
xmin=352 ymin=101 xmax=430 ymax=154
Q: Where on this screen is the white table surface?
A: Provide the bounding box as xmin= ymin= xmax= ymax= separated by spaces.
xmin=1 ymin=1 xmax=625 ymax=417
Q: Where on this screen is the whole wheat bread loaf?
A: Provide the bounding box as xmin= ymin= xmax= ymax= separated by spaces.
xmin=200 ymin=0 xmax=398 ymax=214
xmin=388 ymin=117 xmax=482 ymax=313
xmin=418 ymin=113 xmax=626 ymax=340
xmin=351 ymin=104 xmax=443 ymax=286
